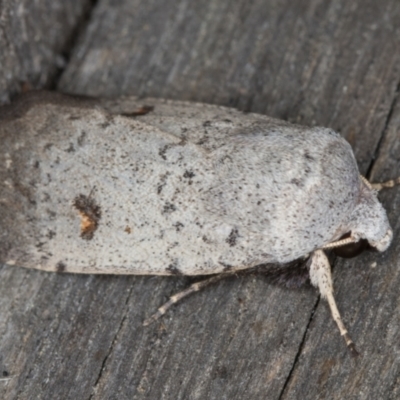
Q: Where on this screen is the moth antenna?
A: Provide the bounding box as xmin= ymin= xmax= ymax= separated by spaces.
xmin=143 ymin=272 xmax=237 ymax=326
xmin=370 ymin=176 xmax=400 ymax=191
xmin=309 ymin=250 xmax=359 ymax=356
xmin=322 ymin=236 xmax=357 ymax=250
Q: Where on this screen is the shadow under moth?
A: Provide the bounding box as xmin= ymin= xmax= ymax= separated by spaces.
xmin=1 ymin=90 xmax=399 ymax=355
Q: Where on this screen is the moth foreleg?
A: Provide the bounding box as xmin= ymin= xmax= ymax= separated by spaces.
xmin=309 ymin=250 xmax=359 ymax=356
xmin=143 ymin=272 xmax=237 ymax=326
xmin=371 ymin=177 xmax=400 ymax=191
xmin=361 ymin=174 xmax=400 ymax=191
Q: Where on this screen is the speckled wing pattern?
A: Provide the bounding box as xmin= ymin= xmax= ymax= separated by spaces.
xmin=0 ymin=92 xmax=361 ymax=275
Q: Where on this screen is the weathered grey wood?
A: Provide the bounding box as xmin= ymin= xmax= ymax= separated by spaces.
xmin=1 ymin=0 xmax=400 ymax=399
xmin=0 ymin=0 xmax=93 ymax=103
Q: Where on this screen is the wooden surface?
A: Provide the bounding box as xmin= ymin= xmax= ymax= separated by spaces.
xmin=1 ymin=0 xmax=400 ymax=399
xmin=0 ymin=0 xmax=93 ymax=103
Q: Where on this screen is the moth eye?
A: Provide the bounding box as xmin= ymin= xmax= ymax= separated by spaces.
xmin=333 ymin=231 xmax=374 ymax=258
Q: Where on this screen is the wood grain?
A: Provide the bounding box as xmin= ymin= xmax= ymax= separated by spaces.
xmin=0 ymin=0 xmax=93 ymax=102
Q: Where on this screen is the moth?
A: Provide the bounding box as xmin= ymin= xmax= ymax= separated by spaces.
xmin=0 ymin=91 xmax=398 ymax=355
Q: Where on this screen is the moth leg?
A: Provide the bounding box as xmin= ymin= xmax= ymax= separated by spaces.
xmin=370 ymin=177 xmax=400 ymax=191
xmin=143 ymin=273 xmax=236 ymax=326
xmin=309 ymin=250 xmax=358 ymax=356
xmin=360 ymin=175 xmax=373 ymax=190
xmin=360 ymin=174 xmax=400 ymax=191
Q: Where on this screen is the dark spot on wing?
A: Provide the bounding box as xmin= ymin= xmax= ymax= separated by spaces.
xmin=73 ymin=190 xmax=101 ymax=240
xmin=291 ymin=178 xmax=301 ymax=186
xmin=158 ymin=144 xmax=169 ymax=160
xmin=56 ymin=261 xmax=67 ymax=273
xmin=46 ymin=230 xmax=56 ymax=239
xmin=77 ymin=131 xmax=86 ymax=146
xmin=46 ymin=209 xmax=57 ymax=220
xmin=183 ymin=170 xmax=195 ymax=179
xmin=163 ymin=202 xmax=177 ymax=214
xmin=166 ymin=263 xmax=183 ymax=275
xmin=173 ymin=222 xmax=184 ymax=232
xmin=157 ymin=173 xmax=169 ymax=194
xmin=226 ymin=228 xmax=239 ymax=247
xmin=66 ymin=143 xmax=75 ymax=152
xmin=183 ymin=170 xmax=195 ymax=185
xmin=304 ymin=151 xmax=315 ymax=161
xmin=218 ymin=261 xmax=234 ymax=271
xmin=202 ymin=235 xmax=210 ymax=243
xmin=158 ymin=140 xmax=187 ymax=161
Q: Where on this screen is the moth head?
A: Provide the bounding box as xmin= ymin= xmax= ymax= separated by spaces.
xmin=367 ymin=226 xmax=393 ymax=252
xmin=349 ymin=185 xmax=393 ymax=253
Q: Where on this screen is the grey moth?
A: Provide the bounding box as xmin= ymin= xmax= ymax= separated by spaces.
xmin=1 ymin=91 xmax=398 ymax=354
